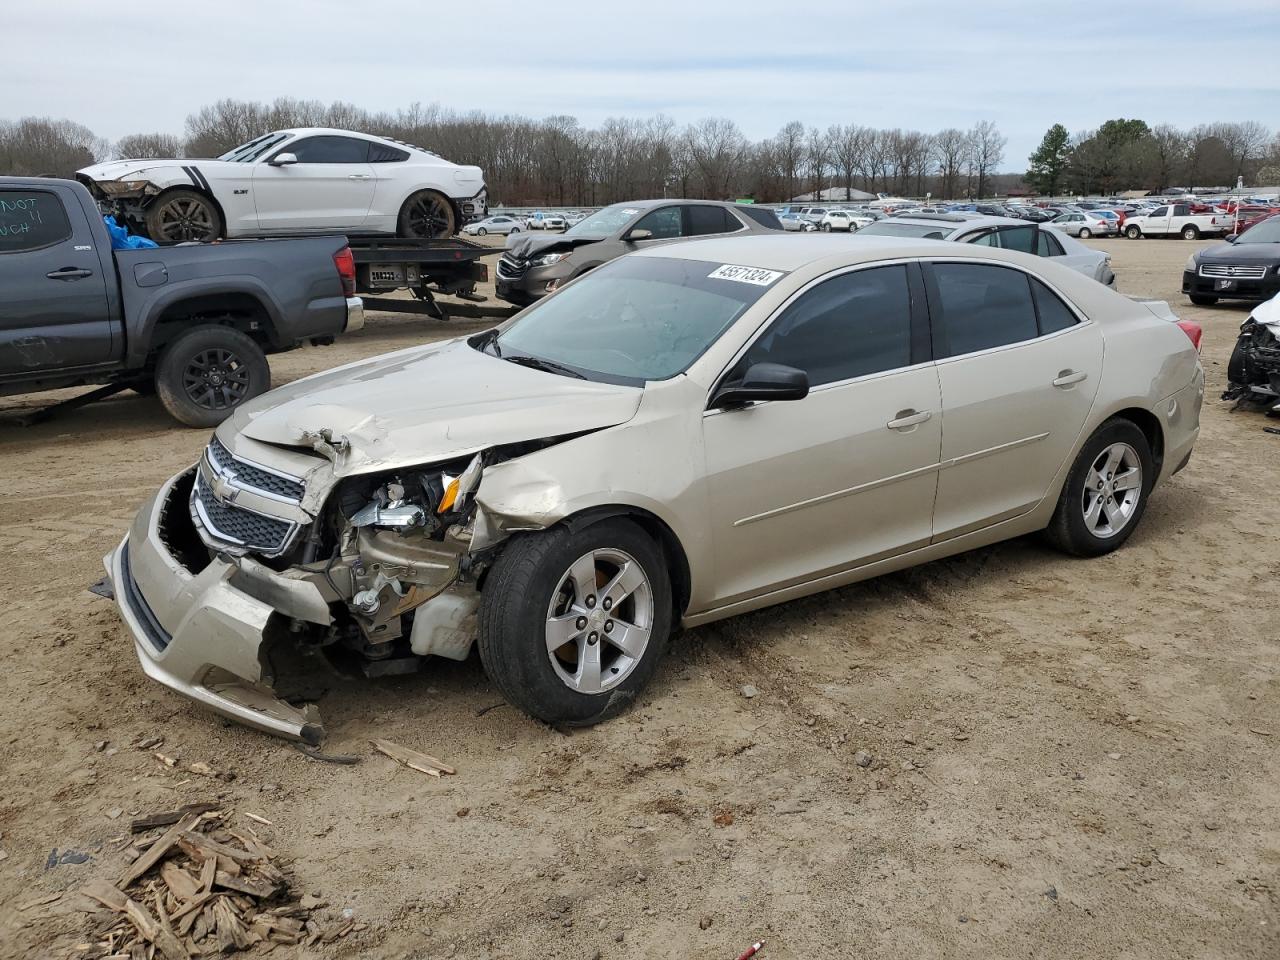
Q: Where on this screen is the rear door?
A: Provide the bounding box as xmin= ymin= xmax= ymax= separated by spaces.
xmin=0 ymin=186 xmax=114 ymax=375
xmin=252 ymin=135 xmax=376 ymax=233
xmin=925 ymin=260 xmax=1103 ymax=540
xmin=702 ymin=263 xmax=941 ymax=604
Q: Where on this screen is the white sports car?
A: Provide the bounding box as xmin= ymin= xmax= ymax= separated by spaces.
xmin=77 ymin=128 xmax=487 ymax=243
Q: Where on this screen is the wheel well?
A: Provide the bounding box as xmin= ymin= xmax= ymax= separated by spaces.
xmin=1109 ymin=407 xmax=1165 ymax=480
xmin=148 ymin=294 xmax=276 ymax=361
xmin=561 ymin=506 xmax=692 ymax=616
xmin=146 ymin=186 xmax=227 ymax=238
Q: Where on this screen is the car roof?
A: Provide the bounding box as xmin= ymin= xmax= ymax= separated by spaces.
xmin=633 ymin=233 xmax=1036 ymax=272
xmin=884 ymin=214 xmax=1026 ymax=234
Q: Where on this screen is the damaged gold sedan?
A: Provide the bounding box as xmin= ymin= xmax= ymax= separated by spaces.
xmin=106 ymin=235 xmax=1203 ymax=741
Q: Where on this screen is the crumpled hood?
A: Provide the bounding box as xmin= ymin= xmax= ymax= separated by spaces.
xmin=1250 ymin=291 xmax=1280 ymax=333
xmin=78 ymin=158 xmax=198 ymax=181
xmin=219 ymin=337 xmax=642 ymax=476
xmin=505 ymin=232 xmax=601 ymax=259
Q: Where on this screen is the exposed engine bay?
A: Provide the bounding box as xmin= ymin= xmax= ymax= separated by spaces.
xmin=1224 ymin=315 xmax=1280 ymax=410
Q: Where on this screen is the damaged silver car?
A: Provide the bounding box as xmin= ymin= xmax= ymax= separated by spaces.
xmin=106 ymin=235 xmax=1203 ymax=741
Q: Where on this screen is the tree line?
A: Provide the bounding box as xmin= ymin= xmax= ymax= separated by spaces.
xmin=3 ymin=99 xmax=1276 ymax=204
xmin=1027 ymin=119 xmax=1278 ymax=197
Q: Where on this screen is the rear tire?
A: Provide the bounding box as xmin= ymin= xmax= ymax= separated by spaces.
xmin=1044 ymin=418 xmax=1154 ymax=557
xmin=397 ymin=190 xmax=458 ymax=239
xmin=144 ymin=189 xmax=222 ymax=243
xmin=478 ymin=518 xmax=673 ymax=726
xmin=154 ymin=325 xmax=270 ymax=428
xmin=1182 ymin=225 xmax=1201 ymax=240
xmin=1189 ymin=294 xmax=1218 ymax=306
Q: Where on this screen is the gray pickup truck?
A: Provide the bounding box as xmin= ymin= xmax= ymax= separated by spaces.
xmin=0 ymin=177 xmax=364 ymax=426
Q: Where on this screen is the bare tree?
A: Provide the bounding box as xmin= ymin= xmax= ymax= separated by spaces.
xmin=0 ymin=117 xmax=104 ymax=177
xmin=115 ymin=133 xmax=183 ymax=159
xmin=684 ymin=117 xmax=747 ymax=199
xmin=828 ymin=124 xmax=869 ymax=199
xmin=803 ymin=127 xmax=830 ymax=199
xmin=968 ymin=120 xmax=1006 ymax=199
xmin=932 ymin=127 xmax=967 ymax=199
xmin=771 ymin=121 xmax=806 ymax=201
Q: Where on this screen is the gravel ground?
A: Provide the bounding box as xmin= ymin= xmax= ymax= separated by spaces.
xmin=0 ymin=237 xmax=1276 ymax=960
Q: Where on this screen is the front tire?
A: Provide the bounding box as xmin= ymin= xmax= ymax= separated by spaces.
xmin=1182 ymin=225 xmax=1201 ymax=240
xmin=1126 ymin=225 xmax=1142 ymax=239
xmin=476 ymin=227 xmax=488 ymax=236
xmin=144 ymin=189 xmax=222 ymax=243
xmin=478 ymin=518 xmax=673 ymax=726
xmin=1044 ymin=419 xmax=1154 ymax=557
xmin=397 ymin=190 xmax=458 ymax=238
xmin=1078 ymin=227 xmax=1092 ymax=238
xmin=154 ymin=325 xmax=270 ymax=428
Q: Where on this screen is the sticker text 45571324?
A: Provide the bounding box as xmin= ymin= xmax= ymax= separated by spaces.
xmin=707 ymin=264 xmax=784 ymax=286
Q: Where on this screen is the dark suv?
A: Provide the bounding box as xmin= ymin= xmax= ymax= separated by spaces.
xmin=495 ymin=200 xmax=781 ymax=306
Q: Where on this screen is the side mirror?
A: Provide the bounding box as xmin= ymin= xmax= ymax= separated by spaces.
xmin=269 ymin=152 xmax=298 ymax=166
xmin=710 ymin=363 xmax=809 ymax=409
xmin=625 ymin=228 xmax=653 ymax=242
xmin=1225 ymin=233 xmax=1237 ymax=243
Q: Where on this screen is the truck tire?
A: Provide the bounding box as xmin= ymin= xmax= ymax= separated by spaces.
xmin=1043 ymin=418 xmax=1154 ymax=558
xmin=1125 ymin=225 xmax=1142 ymax=239
xmin=477 ymin=518 xmax=673 ymax=726
xmin=144 ymin=189 xmax=222 ymax=243
xmin=397 ymin=190 xmax=458 ymax=239
xmin=155 ymin=325 xmax=270 ymax=428
xmin=1181 ymin=225 xmax=1200 ymax=240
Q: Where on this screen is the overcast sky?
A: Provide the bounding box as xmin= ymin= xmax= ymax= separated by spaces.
xmin=7 ymin=0 xmax=1278 ymax=167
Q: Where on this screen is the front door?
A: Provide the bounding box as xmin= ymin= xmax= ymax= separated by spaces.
xmin=0 ymin=186 xmax=113 ymax=375
xmin=252 ymin=135 xmax=376 ymax=233
xmin=702 ymin=263 xmax=942 ymax=605
xmin=925 ymin=260 xmax=1103 ymax=540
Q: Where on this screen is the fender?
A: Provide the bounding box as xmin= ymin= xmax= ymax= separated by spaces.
xmin=125 ymin=275 xmax=286 ymax=367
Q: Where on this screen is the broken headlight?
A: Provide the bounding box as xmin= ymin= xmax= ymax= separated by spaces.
xmin=343 ymin=453 xmax=483 ymax=538
xmin=95 ymin=179 xmax=157 ymax=197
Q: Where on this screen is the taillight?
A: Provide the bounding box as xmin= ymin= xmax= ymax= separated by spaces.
xmin=333 ymin=246 xmax=356 ymax=297
xmin=1176 ymin=319 xmax=1203 ymax=352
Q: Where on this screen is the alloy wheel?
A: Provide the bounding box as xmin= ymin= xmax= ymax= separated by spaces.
xmin=405 ymin=194 xmax=453 ymax=237
xmin=181 ymin=347 xmax=252 ymax=411
xmin=154 ymin=197 xmax=216 ymax=242
xmin=545 ymin=548 xmax=654 ymax=694
xmin=1081 ymin=442 xmax=1142 ymax=538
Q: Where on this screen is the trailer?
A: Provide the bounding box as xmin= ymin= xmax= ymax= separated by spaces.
xmin=347 ymin=236 xmax=517 ymax=322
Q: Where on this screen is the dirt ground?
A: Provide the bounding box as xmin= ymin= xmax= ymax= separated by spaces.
xmin=1 ymin=237 xmax=1276 ymax=960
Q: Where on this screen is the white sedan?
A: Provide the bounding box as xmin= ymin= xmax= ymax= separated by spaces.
xmin=77 ymin=127 xmax=487 ymax=243
xmin=462 ymin=215 xmax=524 ymax=237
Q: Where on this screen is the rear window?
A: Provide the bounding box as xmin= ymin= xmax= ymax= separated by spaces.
xmin=932 ymin=263 xmax=1038 ymax=357
xmin=687 ymin=205 xmax=738 ymax=236
xmin=368 ymin=142 xmax=409 ymax=163
xmin=857 ymin=221 xmax=950 ymax=240
xmin=738 ymin=206 xmax=782 ymax=230
xmin=0 ymin=190 xmax=72 ymax=253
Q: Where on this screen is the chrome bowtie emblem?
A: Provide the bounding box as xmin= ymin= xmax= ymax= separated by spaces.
xmin=210 ymin=469 xmax=238 ymax=504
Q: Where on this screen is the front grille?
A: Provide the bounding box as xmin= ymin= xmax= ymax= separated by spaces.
xmin=497 ymin=255 xmax=529 ymax=281
xmin=207 ymin=437 xmax=305 ymax=502
xmin=1200 ymin=263 xmax=1268 ymax=280
xmin=192 ymin=473 xmax=297 ymax=556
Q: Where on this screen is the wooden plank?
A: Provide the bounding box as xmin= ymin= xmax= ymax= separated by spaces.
xmin=370 ymin=738 xmax=456 ymax=776
xmin=213 ymin=870 xmax=278 ymax=900
xmin=212 ymin=897 xmax=251 ymax=952
xmin=118 ymin=816 xmax=198 ymax=887
xmin=159 ymin=862 xmax=200 ymax=902
xmin=129 ymin=803 xmax=220 ymax=834
xmin=177 ymin=831 xmax=260 ymax=862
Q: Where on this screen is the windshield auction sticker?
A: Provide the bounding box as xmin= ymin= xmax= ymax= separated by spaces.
xmin=708 ymin=264 xmax=784 ymax=286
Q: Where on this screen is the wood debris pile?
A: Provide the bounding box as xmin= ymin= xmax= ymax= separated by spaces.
xmin=78 ymin=802 xmax=358 ymax=957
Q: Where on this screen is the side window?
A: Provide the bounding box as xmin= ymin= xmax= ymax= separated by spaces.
xmin=739 ymin=265 xmax=913 ymax=387
xmin=687 ymin=205 xmax=735 ymax=236
xmin=632 ymin=206 xmax=682 ymax=239
xmin=1149 ymin=206 xmax=1168 ymax=218
xmin=932 ymin=263 xmax=1038 ymax=357
xmin=282 ymin=136 xmax=369 ymax=163
xmin=0 ymin=190 xmax=73 ymax=253
xmin=1037 ymin=229 xmax=1065 ymax=256
xmin=966 ymin=226 xmax=1036 ymax=253
xmin=1173 ymin=204 xmax=1190 ymax=217
xmin=368 ymin=142 xmax=409 ymax=163
xmin=1032 ymin=278 xmax=1079 ymax=335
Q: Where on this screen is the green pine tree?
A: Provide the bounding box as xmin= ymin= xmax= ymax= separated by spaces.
xmin=1027 ymin=124 xmax=1071 ymax=197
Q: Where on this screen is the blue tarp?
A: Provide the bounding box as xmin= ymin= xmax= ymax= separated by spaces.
xmin=103 ymin=215 xmax=158 ymax=250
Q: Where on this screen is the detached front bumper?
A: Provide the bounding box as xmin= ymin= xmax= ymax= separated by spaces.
xmin=104 ymin=470 xmax=328 ymax=743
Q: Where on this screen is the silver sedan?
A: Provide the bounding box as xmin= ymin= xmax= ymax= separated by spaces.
xmin=107 ymin=236 xmax=1203 ymax=739
xmin=462 ymin=215 xmax=524 ymax=236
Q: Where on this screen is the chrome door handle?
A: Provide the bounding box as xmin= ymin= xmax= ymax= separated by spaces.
xmin=347 ymin=174 xmax=372 ymax=180
xmin=886 ymin=409 xmax=931 ymax=431
xmin=1053 ymin=370 xmax=1088 ymax=388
